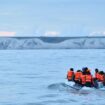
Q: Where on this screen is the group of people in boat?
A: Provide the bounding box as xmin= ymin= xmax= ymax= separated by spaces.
xmin=67 ymin=67 xmax=105 ymax=88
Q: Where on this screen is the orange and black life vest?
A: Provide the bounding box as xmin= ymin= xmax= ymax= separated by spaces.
xmin=99 ymin=74 xmax=104 ymax=82
xmin=75 ymin=72 xmax=82 ymax=81
xmin=95 ymin=73 xmax=100 ymax=80
xmin=86 ymin=75 xmax=92 ymax=82
xmin=81 ymin=74 xmax=86 ymax=84
xmin=67 ymin=71 xmax=74 ymax=80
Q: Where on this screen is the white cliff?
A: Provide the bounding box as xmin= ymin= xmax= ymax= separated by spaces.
xmin=0 ymin=37 xmax=104 ymax=49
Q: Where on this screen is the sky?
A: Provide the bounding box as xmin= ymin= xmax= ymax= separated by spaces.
xmin=0 ymin=0 xmax=105 ymax=37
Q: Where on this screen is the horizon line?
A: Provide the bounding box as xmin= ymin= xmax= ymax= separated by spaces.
xmin=0 ymin=36 xmax=105 ymax=38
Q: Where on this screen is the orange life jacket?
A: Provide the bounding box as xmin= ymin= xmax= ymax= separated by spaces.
xmin=81 ymin=74 xmax=86 ymax=84
xmin=95 ymin=73 xmax=100 ymax=80
xmin=75 ymin=72 xmax=82 ymax=81
xmin=86 ymin=75 xmax=92 ymax=82
xmin=99 ymin=74 xmax=104 ymax=82
xmin=67 ymin=71 xmax=74 ymax=80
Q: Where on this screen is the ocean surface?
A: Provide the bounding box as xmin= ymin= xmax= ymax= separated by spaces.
xmin=0 ymin=49 xmax=105 ymax=105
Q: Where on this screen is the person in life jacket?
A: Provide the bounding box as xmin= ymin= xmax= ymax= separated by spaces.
xmin=80 ymin=71 xmax=86 ymax=87
xmin=103 ymin=72 xmax=105 ymax=86
xmin=92 ymin=68 xmax=100 ymax=88
xmin=98 ymin=71 xmax=105 ymax=84
xmin=74 ymin=70 xmax=82 ymax=84
xmin=67 ymin=68 xmax=74 ymax=81
xmin=95 ymin=68 xmax=100 ymax=80
xmin=85 ymin=71 xmax=93 ymax=87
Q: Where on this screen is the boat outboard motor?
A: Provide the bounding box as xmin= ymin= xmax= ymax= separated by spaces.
xmin=98 ymin=82 xmax=103 ymax=88
xmin=93 ymin=79 xmax=99 ymax=88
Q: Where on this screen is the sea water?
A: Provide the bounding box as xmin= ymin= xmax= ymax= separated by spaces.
xmin=0 ymin=49 xmax=105 ymax=105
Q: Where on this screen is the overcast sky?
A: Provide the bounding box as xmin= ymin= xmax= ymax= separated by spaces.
xmin=0 ymin=0 xmax=105 ymax=37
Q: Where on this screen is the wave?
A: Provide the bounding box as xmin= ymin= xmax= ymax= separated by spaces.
xmin=48 ymin=82 xmax=68 ymax=90
xmin=48 ymin=82 xmax=105 ymax=95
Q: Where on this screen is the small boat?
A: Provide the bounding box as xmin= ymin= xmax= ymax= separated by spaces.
xmin=65 ymin=81 xmax=105 ymax=91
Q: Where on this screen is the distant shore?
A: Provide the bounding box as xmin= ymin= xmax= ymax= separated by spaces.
xmin=0 ymin=36 xmax=104 ymax=49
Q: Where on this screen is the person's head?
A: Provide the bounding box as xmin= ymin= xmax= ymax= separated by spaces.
xmin=79 ymin=70 xmax=82 ymax=72
xmin=85 ymin=67 xmax=88 ymax=70
xmin=99 ymin=71 xmax=103 ymax=75
xmin=77 ymin=70 xmax=81 ymax=72
xmin=95 ymin=68 xmax=99 ymax=73
xmin=87 ymin=69 xmax=91 ymax=73
xmin=82 ymin=67 xmax=88 ymax=72
xmin=70 ymin=68 xmax=74 ymax=71
xmin=101 ymin=71 xmax=104 ymax=74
